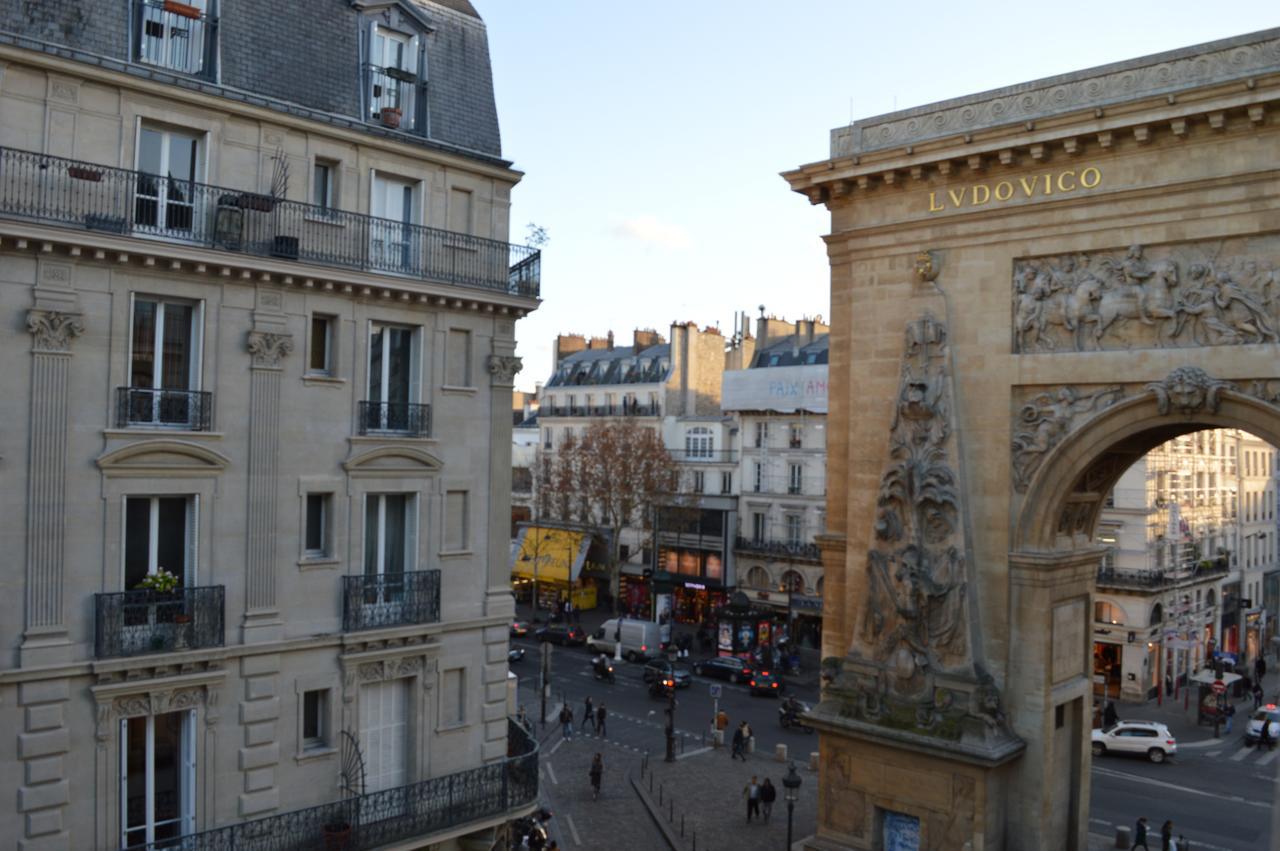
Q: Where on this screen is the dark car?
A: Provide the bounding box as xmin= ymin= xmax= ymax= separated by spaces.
xmin=534 ymin=624 xmax=586 ymax=646
xmin=642 ymin=659 xmax=693 ymax=689
xmin=693 ymin=656 xmax=754 ymax=684
xmin=510 ymin=620 xmax=530 ymax=638
xmin=748 ymin=669 xmax=783 ymax=697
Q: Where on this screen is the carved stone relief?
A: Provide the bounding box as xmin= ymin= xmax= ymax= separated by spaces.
xmin=486 ymin=354 xmax=522 ymax=386
xmin=27 ymin=309 xmax=84 ymax=353
xmin=1012 ymin=386 xmax=1124 ymax=492
xmin=246 ymin=331 xmax=294 ymax=369
xmin=1012 ymin=239 xmax=1279 ymax=353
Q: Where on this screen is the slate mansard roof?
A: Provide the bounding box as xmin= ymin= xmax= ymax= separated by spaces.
xmin=750 ymin=334 xmax=828 ymax=368
xmin=545 ymin=344 xmax=673 ymax=388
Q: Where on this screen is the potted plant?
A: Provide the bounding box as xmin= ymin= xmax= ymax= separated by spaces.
xmin=135 ymin=568 xmax=180 ymax=594
xmin=322 ymin=820 xmax=352 ymax=850
xmin=379 ymin=106 xmax=402 ymax=129
xmin=163 ymin=0 xmax=203 ymax=19
xmin=67 ymin=165 xmax=104 ymax=182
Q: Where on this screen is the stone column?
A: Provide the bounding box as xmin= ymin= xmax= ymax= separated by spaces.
xmin=485 ymin=342 xmax=522 ymax=616
xmin=242 ymin=329 xmax=293 ymax=641
xmin=23 ymin=296 xmax=83 ymax=667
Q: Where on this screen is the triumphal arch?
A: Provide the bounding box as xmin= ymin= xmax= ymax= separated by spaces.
xmin=783 ymin=29 xmax=1280 ymax=850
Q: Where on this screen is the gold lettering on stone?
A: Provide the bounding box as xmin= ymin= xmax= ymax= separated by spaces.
xmin=926 ymin=167 xmax=1101 ymax=212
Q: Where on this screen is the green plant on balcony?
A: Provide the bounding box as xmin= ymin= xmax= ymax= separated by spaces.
xmin=135 ymin=568 xmax=180 ymax=593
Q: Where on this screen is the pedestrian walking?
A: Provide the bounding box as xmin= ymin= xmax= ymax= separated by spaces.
xmin=1103 ymin=700 xmax=1119 ymax=728
xmin=742 ymin=721 xmax=754 ymax=755
xmin=743 ymin=775 xmax=761 ymax=822
xmin=1160 ymin=820 xmax=1173 ymax=851
xmin=1260 ymin=717 xmax=1274 ymax=751
xmin=731 ymin=724 xmax=746 ymax=761
xmin=1253 ymin=682 xmax=1265 ymax=710
xmin=589 ymin=753 xmax=603 ymax=801
xmin=582 ymin=696 xmax=596 ymax=732
xmin=596 ymin=702 xmax=607 ymax=738
xmin=760 ymin=778 xmax=777 ymax=823
xmin=559 ymin=704 xmax=573 ymax=739
xmin=1224 ymin=702 xmax=1235 ymax=734
xmin=1256 ymin=655 xmax=1266 ymax=682
xmin=1131 ymin=816 xmax=1150 ymax=850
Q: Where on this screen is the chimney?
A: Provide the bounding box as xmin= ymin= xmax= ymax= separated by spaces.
xmin=587 ymin=335 xmax=610 ymax=350
xmin=607 ymin=330 xmax=614 ymax=350
xmin=633 ymin=328 xmax=663 ymax=350
xmin=554 ymin=334 xmax=586 ymax=368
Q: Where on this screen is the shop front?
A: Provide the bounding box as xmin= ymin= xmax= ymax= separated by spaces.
xmin=618 ymin=571 xmax=651 ymax=618
xmin=713 ymin=591 xmax=779 ymax=660
xmin=510 ymin=524 xmax=599 ymax=613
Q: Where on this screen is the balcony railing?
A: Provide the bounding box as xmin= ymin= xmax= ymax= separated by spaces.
xmin=541 ymin=402 xmax=660 ymax=417
xmin=1095 ymin=559 xmax=1230 ymax=589
xmin=0 ymin=147 xmax=541 ymax=298
xmin=116 ymin=387 xmax=213 ymax=430
xmin=94 ymin=585 xmax=225 ymax=659
xmin=136 ymin=0 xmax=216 ymax=78
xmin=364 ymin=63 xmax=426 ymax=132
xmin=343 ymin=570 xmax=441 ymax=632
xmin=357 ymin=401 xmax=431 ymax=437
xmin=668 ymin=449 xmax=738 ymax=463
xmin=734 ymin=536 xmax=822 ymax=563
xmin=122 ymin=718 xmax=538 ymax=851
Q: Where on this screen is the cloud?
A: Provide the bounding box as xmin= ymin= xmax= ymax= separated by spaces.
xmin=611 ymin=215 xmax=692 ymax=250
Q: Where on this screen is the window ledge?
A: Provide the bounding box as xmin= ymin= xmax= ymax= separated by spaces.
xmin=295 ymin=746 xmax=338 ymax=765
xmin=103 ymin=428 xmax=224 ymax=440
xmin=438 ymin=549 xmax=473 ymax=560
xmin=436 ymin=720 xmax=469 ymax=733
xmin=302 ymin=374 xmax=346 ymax=387
xmin=347 ymin=434 xmax=437 ymax=447
xmin=440 ymin=385 xmax=478 ymax=396
xmin=298 ymin=556 xmax=341 ymax=571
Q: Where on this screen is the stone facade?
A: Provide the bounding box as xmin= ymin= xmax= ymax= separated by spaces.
xmin=785 ymin=26 xmax=1280 ymax=851
xmin=0 ymin=4 xmax=537 ymax=849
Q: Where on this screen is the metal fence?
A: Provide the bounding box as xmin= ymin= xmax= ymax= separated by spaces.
xmin=122 ymin=719 xmax=538 ymax=851
xmin=136 ymin=0 xmax=216 ymax=78
xmin=733 ymin=536 xmax=822 ymax=563
xmin=667 ymin=449 xmax=738 ymax=463
xmin=540 ymin=402 xmax=661 ymax=417
xmin=342 ymin=570 xmax=441 ymax=632
xmin=94 ymin=585 xmax=225 ymax=659
xmin=356 ymin=401 xmax=431 ymax=436
xmin=0 ymin=146 xmax=540 ymax=297
xmin=116 ymin=387 xmax=214 ymax=430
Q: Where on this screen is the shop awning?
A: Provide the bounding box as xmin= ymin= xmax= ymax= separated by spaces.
xmin=1189 ymin=668 xmax=1242 ymax=686
xmin=511 ymin=526 xmax=589 ymax=583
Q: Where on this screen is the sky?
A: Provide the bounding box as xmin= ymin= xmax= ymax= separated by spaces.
xmin=479 ymin=2 xmax=1278 ymax=392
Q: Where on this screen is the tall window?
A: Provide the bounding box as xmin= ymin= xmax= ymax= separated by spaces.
xmin=754 ymin=422 xmax=768 ymax=448
xmin=686 ymin=427 xmax=714 ymax=459
xmin=788 ymin=463 xmax=803 ymax=495
xmin=691 ymin=471 xmax=705 ymax=494
xmin=364 ymin=494 xmax=415 ymax=576
xmin=121 ymin=710 xmax=195 ymax=847
xmin=754 ymin=463 xmax=763 ymax=493
xmin=135 ymin=126 xmax=201 ymax=234
xmin=368 ymin=25 xmax=419 ymax=128
xmin=366 ymin=324 xmax=418 ymax=431
xmin=369 ymin=173 xmax=419 ymax=273
xmin=752 ymin=512 xmax=766 ymax=542
xmin=124 ymin=496 xmax=195 ymax=589
xmin=313 ymin=161 xmax=336 ymax=212
xmin=789 ymin=423 xmax=803 ymax=449
xmin=127 ymin=296 xmax=203 ymax=427
xmin=302 ymin=690 xmax=329 ymax=750
xmin=137 ymin=0 xmax=210 ymax=75
xmin=305 ymin=493 xmax=331 ymax=558
xmin=785 ymin=513 xmax=802 ymax=546
xmin=309 ymin=315 xmax=334 ymax=375
xmin=720 ymin=471 xmax=733 ymax=495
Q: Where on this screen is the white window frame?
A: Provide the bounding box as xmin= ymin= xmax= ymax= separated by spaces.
xmin=312 ymin=160 xmax=337 ymax=211
xmin=128 ymin=294 xmax=205 ymax=393
xmin=119 ymin=710 xmax=196 ymax=848
xmin=133 ymin=123 xmax=206 ymax=235
xmin=366 ymin=321 xmax=422 ymax=414
xmin=789 ymin=463 xmax=803 ymax=494
xmin=364 ymin=493 xmax=418 ymax=576
xmin=122 ymin=495 xmax=198 ymax=589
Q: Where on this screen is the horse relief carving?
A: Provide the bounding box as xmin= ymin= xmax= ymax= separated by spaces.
xmin=1013 ymin=240 xmax=1278 ymax=352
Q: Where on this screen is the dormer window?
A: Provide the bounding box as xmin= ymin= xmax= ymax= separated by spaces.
xmin=136 ymin=0 xmax=215 ymax=78
xmin=362 ymin=8 xmax=427 ymax=133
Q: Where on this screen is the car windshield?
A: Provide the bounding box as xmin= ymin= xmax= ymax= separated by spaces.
xmin=1252 ymin=710 xmax=1280 ymax=722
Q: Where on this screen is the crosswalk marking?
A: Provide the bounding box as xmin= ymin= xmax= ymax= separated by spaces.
xmin=1258 ymin=747 xmax=1279 ymax=765
xmin=1230 ymin=745 xmax=1251 ymax=761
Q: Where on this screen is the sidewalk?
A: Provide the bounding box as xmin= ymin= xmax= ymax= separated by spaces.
xmin=1106 ymin=690 xmax=1255 ymax=749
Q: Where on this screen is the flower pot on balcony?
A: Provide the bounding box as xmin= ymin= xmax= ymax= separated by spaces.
xmin=163 ymin=0 xmax=203 ymax=19
xmin=238 ymin=192 xmax=275 ymax=212
xmin=67 ymin=165 xmax=104 ymax=182
xmin=322 ymin=822 xmax=352 ymax=851
xmin=380 ymin=107 xmax=402 ymax=129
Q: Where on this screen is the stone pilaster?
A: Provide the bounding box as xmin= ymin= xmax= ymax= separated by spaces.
xmin=22 ymin=268 xmax=83 ymax=666
xmin=484 ymin=337 xmax=521 ymax=620
xmin=242 ymin=328 xmax=293 ymax=641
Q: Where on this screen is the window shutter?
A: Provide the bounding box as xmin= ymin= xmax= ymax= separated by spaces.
xmin=405 ymin=494 xmax=419 ymax=571
xmin=185 ymin=495 xmax=199 ymax=585
xmin=406 ymin=35 xmax=420 ymax=73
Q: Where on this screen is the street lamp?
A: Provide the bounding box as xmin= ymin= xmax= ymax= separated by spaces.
xmin=664 ymin=644 xmax=678 ymax=762
xmin=783 ymin=760 xmax=802 ymax=849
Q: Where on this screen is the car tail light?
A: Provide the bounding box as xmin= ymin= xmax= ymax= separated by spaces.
xmin=1166 ymin=740 xmax=1175 ymax=745
xmin=772 ymin=683 xmax=778 ymax=688
xmin=641 ymin=645 xmax=647 ymax=651
xmin=761 ymin=671 xmax=769 ymax=676
xmin=750 ymin=680 xmax=756 ymax=687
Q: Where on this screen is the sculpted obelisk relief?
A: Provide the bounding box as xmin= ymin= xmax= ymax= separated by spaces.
xmin=825 ymin=301 xmax=1021 ymax=756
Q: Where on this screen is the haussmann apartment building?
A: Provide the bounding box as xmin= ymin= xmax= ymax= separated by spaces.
xmin=0 ymin=1 xmax=541 ymax=849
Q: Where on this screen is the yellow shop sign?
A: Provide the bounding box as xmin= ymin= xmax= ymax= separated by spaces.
xmin=927 ymin=167 xmax=1101 ymax=212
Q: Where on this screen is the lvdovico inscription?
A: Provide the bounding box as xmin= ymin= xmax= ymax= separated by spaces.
xmin=928 ymin=167 xmax=1101 ymax=212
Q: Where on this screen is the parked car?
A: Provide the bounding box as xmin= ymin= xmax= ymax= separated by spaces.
xmin=534 ymin=624 xmax=586 ymax=646
xmin=510 ymin=620 xmax=530 ymax=638
xmin=748 ymin=670 xmax=783 ymax=697
xmin=642 ymin=659 xmax=692 ymax=689
xmin=693 ymin=656 xmax=755 ymax=684
xmin=1244 ymin=704 xmax=1280 ymax=745
xmin=1090 ymin=721 xmax=1177 ymax=763
xmin=587 ymin=618 xmax=664 ymax=662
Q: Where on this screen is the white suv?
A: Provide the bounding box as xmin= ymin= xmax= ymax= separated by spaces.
xmin=1244 ymin=704 xmax=1280 ymax=745
xmin=1091 ymin=721 xmax=1177 ymax=763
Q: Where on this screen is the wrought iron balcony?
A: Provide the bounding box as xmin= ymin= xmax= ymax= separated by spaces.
xmin=135 ymin=0 xmax=216 ymax=78
xmin=0 ymin=146 xmax=541 ymax=298
xmin=540 ymin=402 xmax=660 ymax=417
xmin=343 ymin=570 xmax=441 ymax=632
xmin=734 ymin=536 xmax=822 ymax=564
xmin=1095 ymin=559 xmax=1230 ymax=590
xmin=668 ymin=449 xmax=738 ymax=463
xmin=122 ymin=717 xmax=538 ymax=851
xmin=116 ymin=386 xmax=213 ymax=430
xmin=357 ymin=401 xmax=431 ymax=436
xmin=94 ymin=585 xmax=225 ymax=659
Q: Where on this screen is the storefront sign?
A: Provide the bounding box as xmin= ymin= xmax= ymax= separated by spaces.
xmin=684 ymin=581 xmax=707 ymax=591
xmin=927 ymin=167 xmax=1102 ymax=213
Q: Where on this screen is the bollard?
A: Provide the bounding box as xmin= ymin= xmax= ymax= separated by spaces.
xmin=713 ymin=729 xmax=724 ymax=748
xmin=775 ymin=743 xmax=788 ymax=763
xmin=747 ymin=736 xmax=756 ymax=754
xmin=1113 ymin=826 xmax=1131 ymax=848
xmin=809 ymin=751 xmax=820 ymax=771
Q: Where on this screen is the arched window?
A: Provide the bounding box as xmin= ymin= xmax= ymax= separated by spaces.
xmin=685 ymin=427 xmax=714 ymax=459
xmin=745 ymin=565 xmax=771 ymax=589
xmin=1094 ymin=601 xmax=1125 ymax=625
xmin=1205 ymin=589 xmax=1216 ymax=608
xmin=781 ymin=570 xmax=805 ymax=594
xmin=815 ymin=576 xmax=824 ymax=597
xmin=1149 ymin=603 xmax=1163 ymax=625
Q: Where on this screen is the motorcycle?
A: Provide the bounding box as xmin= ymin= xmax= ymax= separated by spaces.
xmin=511 ymin=807 xmax=553 ymax=849
xmin=779 ymin=699 xmax=814 ymax=733
xmin=508 ymin=647 xmax=525 ymax=664
xmin=592 ymin=659 xmax=616 ymax=683
xmin=649 ymin=677 xmax=676 ymax=700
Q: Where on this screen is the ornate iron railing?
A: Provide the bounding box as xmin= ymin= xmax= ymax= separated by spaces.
xmin=356 ymin=401 xmax=431 ymax=436
xmin=116 ymin=387 xmax=213 ymax=430
xmin=94 ymin=585 xmax=225 ymax=659
xmin=122 ymin=719 xmax=537 ymax=851
xmin=541 ymin=402 xmax=660 ymax=417
xmin=668 ymin=449 xmax=738 ymax=463
xmin=364 ymin=63 xmax=426 ymax=131
xmin=135 ymin=0 xmax=217 ymax=78
xmin=342 ymin=570 xmax=441 ymax=632
xmin=1096 ymin=560 xmax=1230 ymax=589
xmin=0 ymin=146 xmax=541 ymax=297
xmin=734 ymin=536 xmax=822 ymax=563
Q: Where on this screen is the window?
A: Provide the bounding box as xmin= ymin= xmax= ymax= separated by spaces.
xmin=720 ymin=472 xmax=733 ymax=495
xmin=122 ymin=711 xmax=196 ymax=847
xmin=753 ymin=463 xmax=763 ymax=493
xmin=125 ymin=496 xmax=195 ymax=589
xmin=305 ymin=493 xmax=331 ymax=557
xmin=445 ymin=490 xmax=469 ymax=551
xmin=789 ymin=464 xmax=803 ymax=495
xmin=543 ymin=428 xmax=552 ymax=450
xmin=755 ymin=422 xmax=768 ymax=448
xmin=313 ymin=161 xmax=337 ymax=212
xmin=126 ymin=296 xmax=204 ymax=427
xmin=785 ymin=514 xmax=802 ymax=546
xmin=443 ymin=668 xmax=465 ymax=727
xmin=752 ymin=512 xmax=766 ymax=543
xmin=745 ymin=565 xmax=770 ymax=589
xmin=789 ymin=424 xmax=803 ymax=449
xmin=368 ymin=25 xmax=419 ymax=129
xmin=686 ymin=427 xmax=714 ymax=459
xmin=302 ymin=689 xmax=329 ymax=750
xmin=1094 ymin=601 xmax=1124 ymax=625
xmin=691 ymin=471 xmax=705 ymax=494
xmin=446 ymin=329 xmax=472 ymax=387
xmin=364 ymin=494 xmax=416 ymax=576
xmin=135 ymin=126 xmax=202 ymax=234
xmin=309 ymin=315 xmax=335 ymax=375
xmin=365 ymin=324 xmax=420 ymax=432
xmin=369 ymin=173 xmax=419 ymax=273
xmin=137 ymin=0 xmax=211 ymax=76
xmin=781 ymin=570 xmax=804 ymax=593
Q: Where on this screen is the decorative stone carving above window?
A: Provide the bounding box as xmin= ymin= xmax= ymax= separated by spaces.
xmin=90 ymin=662 xmax=226 ymax=742
xmin=247 ymin=331 xmax=295 ymax=369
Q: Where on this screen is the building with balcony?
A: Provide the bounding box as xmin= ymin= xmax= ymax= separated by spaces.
xmin=0 ymin=2 xmax=539 ymax=848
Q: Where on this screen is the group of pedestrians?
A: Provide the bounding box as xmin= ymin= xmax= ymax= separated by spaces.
xmin=559 ymin=696 xmax=607 ymax=739
xmin=741 ymin=775 xmax=778 ymax=823
xmin=1130 ymin=816 xmax=1182 ymax=850
xmin=730 ymin=720 xmax=753 ymax=761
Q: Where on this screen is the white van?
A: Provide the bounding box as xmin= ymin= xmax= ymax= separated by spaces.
xmin=588 ymin=618 xmax=662 ymax=662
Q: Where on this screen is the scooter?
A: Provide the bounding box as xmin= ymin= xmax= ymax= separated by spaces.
xmin=511 ymin=807 xmax=553 ymax=849
xmin=508 ymin=647 xmax=525 ymax=664
xmin=779 ymin=699 xmax=814 ymax=733
xmin=649 ymin=677 xmax=675 ymax=700
xmin=592 ymin=660 xmax=616 ymax=684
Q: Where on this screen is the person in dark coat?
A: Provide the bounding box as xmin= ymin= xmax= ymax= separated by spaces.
xmin=1131 ymin=816 xmax=1150 ymax=850
xmin=1103 ymin=701 xmax=1119 ymax=728
xmin=1256 ymin=655 xmax=1267 ymax=682
xmin=731 ymin=724 xmax=746 ymax=761
xmin=589 ymin=753 xmax=603 ymax=800
xmin=1160 ymin=820 xmax=1174 ymax=851
xmin=582 ymin=696 xmax=596 ymax=732
xmin=760 ymin=778 xmax=777 ymax=822
xmin=596 ymin=702 xmax=607 ymax=738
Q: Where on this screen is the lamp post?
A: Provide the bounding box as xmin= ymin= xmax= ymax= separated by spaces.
xmin=664 ymin=645 xmax=678 ymax=763
xmin=783 ymin=760 xmax=802 ymax=849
